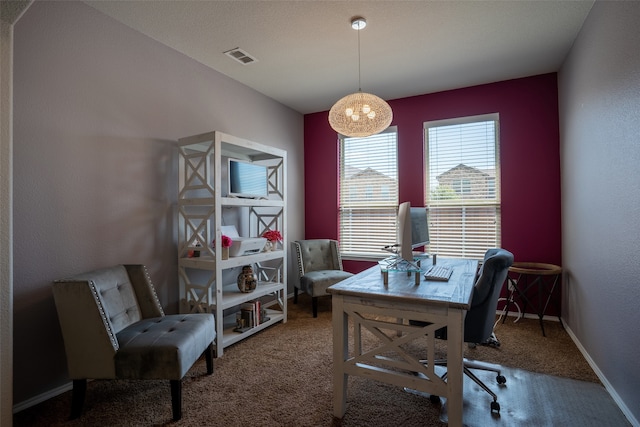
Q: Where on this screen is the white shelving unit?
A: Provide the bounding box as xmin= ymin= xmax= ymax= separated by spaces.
xmin=177 ymin=131 xmax=287 ymax=357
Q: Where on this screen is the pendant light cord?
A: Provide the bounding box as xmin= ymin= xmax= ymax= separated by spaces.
xmin=357 ymin=27 xmax=362 ymax=92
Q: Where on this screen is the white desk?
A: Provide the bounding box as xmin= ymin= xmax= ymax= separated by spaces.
xmin=327 ymin=257 xmax=478 ymax=427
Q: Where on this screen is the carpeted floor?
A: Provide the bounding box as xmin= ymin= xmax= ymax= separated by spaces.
xmin=14 ymin=294 xmax=629 ymax=426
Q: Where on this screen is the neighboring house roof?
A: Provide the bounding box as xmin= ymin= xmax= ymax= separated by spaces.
xmin=437 ymin=163 xmax=492 ymax=181
xmin=343 ymin=166 xmax=397 ymax=183
xmin=349 ymin=167 xmax=395 ymax=181
xmin=342 ymin=164 xmax=363 ymax=179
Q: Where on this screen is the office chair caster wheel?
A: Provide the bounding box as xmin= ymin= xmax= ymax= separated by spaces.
xmin=491 ymin=401 xmax=500 ymax=413
xmin=429 ymin=395 xmax=440 ymax=404
xmin=496 ymin=374 xmax=506 ymax=384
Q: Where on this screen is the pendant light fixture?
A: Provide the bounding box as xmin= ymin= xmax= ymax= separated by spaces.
xmin=328 ymin=17 xmax=393 ymax=138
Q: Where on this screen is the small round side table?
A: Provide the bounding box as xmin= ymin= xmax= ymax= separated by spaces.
xmin=501 ymin=262 xmax=562 ymax=336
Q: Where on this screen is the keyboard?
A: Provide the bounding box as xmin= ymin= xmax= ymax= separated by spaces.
xmin=424 ymin=265 xmax=453 ymax=281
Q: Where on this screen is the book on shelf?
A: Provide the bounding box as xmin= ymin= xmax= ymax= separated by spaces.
xmin=233 ymin=300 xmax=270 ymax=332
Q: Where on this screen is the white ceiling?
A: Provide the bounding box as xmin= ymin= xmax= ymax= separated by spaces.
xmin=85 ymin=1 xmax=594 ymax=115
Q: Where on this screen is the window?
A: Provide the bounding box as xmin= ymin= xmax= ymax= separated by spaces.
xmin=425 ymin=114 xmax=501 ymax=259
xmin=339 ymin=127 xmax=398 ymax=258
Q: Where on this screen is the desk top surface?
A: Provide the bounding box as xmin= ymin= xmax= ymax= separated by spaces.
xmin=327 ymin=257 xmax=478 ymax=309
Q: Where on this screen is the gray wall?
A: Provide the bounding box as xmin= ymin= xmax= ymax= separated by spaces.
xmin=558 ymin=1 xmax=640 ymax=424
xmin=12 ymin=1 xmax=304 ymax=405
xmin=1 ymin=1 xmax=34 ymax=422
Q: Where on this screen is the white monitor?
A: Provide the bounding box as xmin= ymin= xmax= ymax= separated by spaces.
xmin=397 ymin=201 xmax=430 ymax=263
xmin=397 ymin=202 xmax=413 ymax=263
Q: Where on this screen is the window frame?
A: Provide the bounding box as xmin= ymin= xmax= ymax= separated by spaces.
xmin=424 ymin=113 xmax=501 ymax=260
xmin=338 ymin=126 xmax=399 ymax=260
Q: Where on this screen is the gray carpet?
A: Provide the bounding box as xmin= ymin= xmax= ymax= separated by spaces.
xmin=436 ymin=366 xmax=629 ymax=427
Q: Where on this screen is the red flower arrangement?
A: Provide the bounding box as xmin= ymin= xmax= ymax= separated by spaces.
xmin=213 ymin=235 xmax=233 ymax=248
xmin=262 ymin=229 xmax=283 ymax=242
xmin=221 ymin=235 xmax=233 ymax=248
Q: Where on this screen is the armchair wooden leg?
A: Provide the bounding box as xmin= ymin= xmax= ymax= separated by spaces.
xmin=170 ymin=379 xmax=182 ymax=421
xmin=312 ymin=297 xmax=318 ymax=318
xmin=70 ymin=379 xmax=86 ymax=420
xmin=205 ymin=342 xmax=214 ymax=374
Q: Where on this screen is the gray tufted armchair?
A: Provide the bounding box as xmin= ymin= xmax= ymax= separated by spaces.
xmin=292 ymin=239 xmax=354 ymax=317
xmin=52 ymin=264 xmax=215 ymax=421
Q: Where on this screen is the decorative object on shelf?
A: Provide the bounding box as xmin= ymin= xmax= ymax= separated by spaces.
xmin=189 ymin=236 xmax=203 ymax=258
xmin=262 ymin=229 xmax=282 ymax=252
xmin=222 ymin=234 xmax=233 ymax=248
xmin=192 ymin=232 xmax=207 ymax=257
xmin=237 ymin=265 xmax=257 ymax=293
xmin=328 ymin=17 xmax=393 ymax=138
xmin=213 ymin=235 xmax=233 ymax=260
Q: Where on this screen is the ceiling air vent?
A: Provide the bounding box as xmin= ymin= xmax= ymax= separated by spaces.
xmin=224 ymin=48 xmax=258 ymax=65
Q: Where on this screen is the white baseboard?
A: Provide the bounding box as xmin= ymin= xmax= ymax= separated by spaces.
xmin=13 ymin=381 xmax=72 ymax=414
xmin=495 ymin=307 xmax=562 ymax=323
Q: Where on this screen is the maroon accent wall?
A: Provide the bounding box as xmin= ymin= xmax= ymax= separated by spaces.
xmin=303 ymin=73 xmax=561 ymax=278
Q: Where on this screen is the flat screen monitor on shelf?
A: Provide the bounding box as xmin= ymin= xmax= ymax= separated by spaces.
xmin=397 ymin=201 xmax=430 ymax=264
xmin=228 ymin=158 xmax=268 ymax=199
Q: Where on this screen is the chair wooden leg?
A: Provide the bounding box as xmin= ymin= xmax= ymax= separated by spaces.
xmin=170 ymin=379 xmax=182 ymax=421
xmin=205 ymin=342 xmax=214 ymax=374
xmin=70 ymin=379 xmax=86 ymax=420
xmin=312 ymin=297 xmax=318 ymax=318
xmin=294 ymin=287 xmax=298 ymax=304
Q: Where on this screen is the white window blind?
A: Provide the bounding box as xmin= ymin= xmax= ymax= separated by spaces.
xmin=425 ymin=114 xmax=501 ymax=259
xmin=339 ymin=128 xmax=398 ymax=258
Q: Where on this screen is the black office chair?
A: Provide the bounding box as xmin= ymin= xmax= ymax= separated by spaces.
xmin=410 ymin=248 xmax=514 ymax=413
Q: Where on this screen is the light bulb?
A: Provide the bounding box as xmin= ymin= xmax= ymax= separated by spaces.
xmin=345 ymin=108 xmax=353 ymax=117
xmin=351 ymin=113 xmax=360 ymax=121
xmin=351 ymin=18 xmax=367 ymax=30
xmin=362 ymin=105 xmax=371 ymax=114
xmin=367 ymin=111 xmax=376 ymax=119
